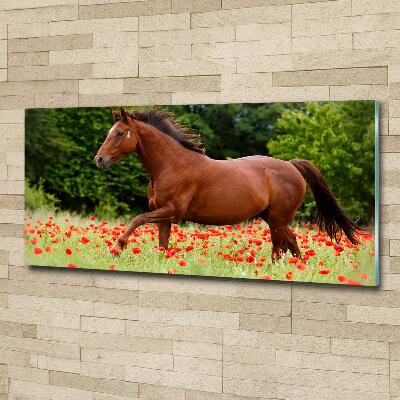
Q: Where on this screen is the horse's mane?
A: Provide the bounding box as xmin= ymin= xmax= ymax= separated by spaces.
xmin=118 ymin=108 xmax=206 ymax=154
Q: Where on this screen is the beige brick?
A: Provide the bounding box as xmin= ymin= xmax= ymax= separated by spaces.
xmin=37 ymin=325 xmax=80 ymax=344
xmin=274 ymin=67 xmax=387 ymax=87
xmin=139 ymin=26 xmax=235 ymax=47
xmin=93 ymin=31 xmax=138 ymax=49
xmin=276 ymin=349 xmax=388 ymax=375
xmin=79 ymin=79 xmax=123 ymax=95
xmin=188 ymin=293 xmax=290 ymax=316
xmin=36 ymin=92 xmax=78 ymax=108
xmin=8 ymin=51 xmax=49 ymax=66
xmin=139 ymin=44 xmax=191 ymax=62
xmin=8 ymin=365 xmax=49 ymax=384
xmin=81 ymin=316 xmax=126 ymax=334
xmin=125 ymin=365 xmax=222 ymax=392
xmin=293 ymin=301 xmax=347 ymax=321
xmin=293 ymin=0 xmax=351 ymax=20
xmin=331 ymin=338 xmax=389 ymax=359
xmin=235 ymin=22 xmax=290 ymax=41
xmin=37 ymin=355 xmax=80 ymax=374
xmin=293 ymin=33 xmax=352 ymax=53
xmin=0 ymin=348 xmax=30 ymax=367
xmin=139 ymin=291 xmax=187 ymax=310
xmin=240 ymin=313 xmax=291 ymax=333
xmin=93 ymin=301 xmax=138 ymax=320
xmin=0 ymin=5 xmax=77 ymax=24
xmin=80 ymin=360 xmax=125 ymax=381
xmin=392 ymin=240 xmax=400 ymax=256
xmin=237 ymin=54 xmax=293 ymax=73
xmin=139 ymin=383 xmax=185 ymax=400
xmin=0 ymin=0 xmax=77 ymax=10
xmin=172 ymin=91 xmax=221 ymax=104
xmin=8 ymin=64 xmax=93 ymax=81
xmin=139 ymin=13 xmax=190 ymax=31
xmin=173 ymin=340 xmax=222 ymax=360
xmin=174 ymin=356 xmax=222 ymax=377
xmin=389 ymin=118 xmax=400 ymax=135
xmin=92 ymin=62 xmax=138 ymax=79
xmin=172 ymin=0 xmax=221 ymax=13
xmin=293 ymin=318 xmax=400 ymax=342
xmin=126 ymin=320 xmax=222 ymax=344
xmin=354 ymin=30 xmax=400 ymax=50
xmin=330 ymin=85 xmax=388 ymax=101
xmin=81 ymin=347 xmax=173 ymax=370
xmin=0 ymin=110 xmax=24 ymax=123
xmin=8 ymin=293 xmax=93 ymax=315
xmin=9 ymin=379 xmax=93 ymax=400
xmin=0 ymin=80 xmax=78 ymax=96
xmin=94 ymin=273 xmax=138 ymax=291
xmin=49 ymin=47 xmax=137 ymax=65
xmin=223 ymin=377 xmax=276 ymax=398
xmin=0 ymin=210 xmax=22 ymax=223
xmin=191 ymin=6 xmax=291 ymax=28
xmin=139 ymin=307 xmax=239 ymax=328
xmin=224 ymin=344 xmax=275 ymax=365
xmin=8 ymin=34 xmax=92 ymax=53
xmin=79 ymin=0 xmax=171 ymax=20
xmin=347 ymin=305 xmax=400 ymax=326
xmin=352 ymin=0 xmax=400 ymax=15
xmin=0 ymin=123 xmax=23 ymax=138
xmin=50 ymin=371 xmax=139 ymax=398
xmin=140 ymin=59 xmax=235 ymax=77
xmin=79 ymin=93 xmax=171 ymax=107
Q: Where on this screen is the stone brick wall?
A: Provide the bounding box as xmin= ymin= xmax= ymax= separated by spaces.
xmin=0 ymin=0 xmax=399 ymax=399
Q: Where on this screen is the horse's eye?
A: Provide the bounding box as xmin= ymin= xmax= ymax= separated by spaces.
xmin=116 ymin=131 xmax=124 ymax=137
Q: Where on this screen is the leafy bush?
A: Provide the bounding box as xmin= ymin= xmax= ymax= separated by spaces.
xmin=25 ymin=180 xmax=60 ymax=212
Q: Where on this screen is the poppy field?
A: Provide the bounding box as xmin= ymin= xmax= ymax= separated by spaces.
xmin=25 ymin=211 xmax=376 ymax=286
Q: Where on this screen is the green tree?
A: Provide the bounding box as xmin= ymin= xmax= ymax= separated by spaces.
xmin=267 ymin=101 xmax=375 ymax=225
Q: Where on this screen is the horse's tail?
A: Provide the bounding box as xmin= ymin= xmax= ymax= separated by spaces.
xmin=290 ymin=159 xmax=359 ymax=245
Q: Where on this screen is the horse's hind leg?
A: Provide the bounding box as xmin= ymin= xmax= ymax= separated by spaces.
xmin=157 ymin=222 xmax=171 ymax=249
xmin=285 ymin=227 xmax=301 ymax=257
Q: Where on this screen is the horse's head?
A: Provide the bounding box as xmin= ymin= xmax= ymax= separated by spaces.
xmin=94 ymin=107 xmax=139 ymax=169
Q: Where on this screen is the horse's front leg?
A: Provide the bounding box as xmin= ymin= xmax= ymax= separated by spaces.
xmin=157 ymin=222 xmax=171 ymax=249
xmin=110 ymin=205 xmax=176 ymax=256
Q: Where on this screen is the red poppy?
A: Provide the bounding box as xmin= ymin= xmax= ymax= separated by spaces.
xmin=319 ymin=269 xmax=330 ymax=275
xmin=31 ymin=238 xmax=37 ymax=245
xmin=132 ymin=248 xmax=141 ymax=254
xmin=334 ymin=244 xmax=344 ymax=252
xmin=246 ymin=255 xmax=255 ymax=263
xmin=109 ymin=264 xmax=116 ymax=270
xmin=67 ymin=263 xmax=77 ymax=268
xmin=337 ymin=275 xmax=347 ymax=283
xmin=347 ymin=279 xmax=363 ymax=286
xmin=185 ymin=245 xmax=194 ymax=252
xmin=65 ymin=248 xmax=72 ymax=255
xmin=79 ymin=236 xmax=90 ymax=244
xmin=45 ymin=246 xmax=51 ymax=253
xmin=34 ymin=248 xmax=42 ymax=255
xmin=358 ymin=273 xmax=368 ymax=280
xmin=288 ymin=257 xmax=298 ymax=264
xmin=296 ymin=263 xmax=306 ymax=271
xmin=285 ymin=271 xmax=293 ymax=280
xmin=179 ymin=261 xmax=187 ymax=267
xmin=261 ymin=275 xmax=273 ymax=280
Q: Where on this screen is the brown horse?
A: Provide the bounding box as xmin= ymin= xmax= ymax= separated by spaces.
xmin=95 ymin=107 xmax=359 ymax=261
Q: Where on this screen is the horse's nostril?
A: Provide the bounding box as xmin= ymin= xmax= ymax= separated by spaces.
xmin=97 ymin=156 xmax=103 ymax=163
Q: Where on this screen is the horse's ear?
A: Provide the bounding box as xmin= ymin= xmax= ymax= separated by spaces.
xmin=120 ymin=107 xmax=128 ymax=123
xmin=112 ymin=109 xmax=119 ymax=122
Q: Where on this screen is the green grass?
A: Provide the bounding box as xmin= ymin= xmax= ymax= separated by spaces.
xmin=25 ymin=210 xmax=377 ymax=286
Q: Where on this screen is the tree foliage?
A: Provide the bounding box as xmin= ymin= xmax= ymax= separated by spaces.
xmin=267 ymin=101 xmax=375 ymax=225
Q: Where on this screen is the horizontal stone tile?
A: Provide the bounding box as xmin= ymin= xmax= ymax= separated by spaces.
xmin=92 ymin=62 xmax=138 ymax=78
xmin=139 ymin=383 xmax=185 ymax=400
xmin=8 ymin=64 xmax=93 ymax=81
xmin=292 ymin=33 xmax=352 ymax=53
xmin=139 ymin=26 xmax=235 ymax=47
xmin=172 ymin=0 xmax=221 ymax=13
xmin=188 ymin=293 xmax=290 ymax=316
xmin=125 ymin=365 xmax=222 ymax=392
xmin=81 ymin=316 xmax=126 ymax=335
xmin=276 ymin=349 xmax=388 ymax=374
xmin=8 ymin=365 xmax=49 ymax=385
xmin=174 ymin=356 xmax=222 ymax=377
xmin=139 ymin=291 xmax=187 ymax=310
xmin=223 ymin=361 xmax=275 ymax=382
xmin=235 ymin=22 xmax=290 ymax=41
xmin=237 ymin=54 xmax=292 ymax=73
xmin=126 ymin=320 xmax=222 ymax=344
xmin=352 ymin=0 xmax=400 ymax=15
xmin=223 ymin=344 xmax=275 ymax=365
xmin=79 ymin=79 xmax=123 ymax=95
xmin=49 ymin=371 xmax=139 ymax=398
xmin=0 ymin=80 xmax=78 ymax=96
xmin=172 ymin=91 xmax=222 ymax=104
xmin=79 ymin=0 xmax=171 ymax=20
xmin=79 ymin=93 xmax=171 ymax=107
xmin=80 ymin=331 xmax=172 ymax=354
xmin=223 ymin=377 xmax=276 ymax=398
xmin=139 ymin=307 xmax=239 ymax=328
xmin=79 ymin=360 xmax=126 ymax=381
xmin=331 ymin=337 xmax=389 ymax=359
xmin=37 ymin=325 xmax=80 ymax=344
xmin=293 ymin=0 xmax=351 ymax=20
xmin=37 ymin=355 xmax=80 ymax=374
xmin=8 ymin=34 xmax=92 ymax=53
xmin=274 ymin=67 xmax=387 ymax=87
xmin=292 ymin=301 xmax=347 ymax=321
xmin=81 ymin=347 xmax=173 ymax=370
xmin=0 ymin=0 xmax=77 ymax=11
xmin=0 ymin=348 xmax=30 ymax=367
xmin=93 ymin=302 xmax=138 ymax=320
xmin=347 ymin=304 xmax=400 ymax=325
xmin=93 ymin=30 xmax=138 ymax=49
xmin=239 ymin=313 xmax=291 ymax=333
xmin=191 ymin=5 xmax=291 ymax=28
xmin=140 ymin=58 xmax=235 ymax=77
xmin=293 ymin=318 xmax=400 ymax=342
xmin=0 ymin=110 xmax=24 ymax=123
xmin=354 ymin=30 xmax=400 ymax=50
xmin=139 ymin=13 xmax=190 ymax=32
xmin=0 ymin=5 xmax=77 ymax=24
xmin=173 ymin=340 xmax=222 ymax=360
xmin=8 ymin=51 xmax=48 ymax=68
xmin=139 ymin=44 xmax=191 ymax=62
xmin=124 ymin=75 xmax=220 ymax=93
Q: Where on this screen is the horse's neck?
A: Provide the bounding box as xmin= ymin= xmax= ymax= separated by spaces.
xmin=135 ymin=121 xmax=188 ymax=179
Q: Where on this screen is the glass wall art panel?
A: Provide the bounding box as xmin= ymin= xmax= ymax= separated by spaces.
xmin=25 ymin=100 xmax=379 ymax=286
